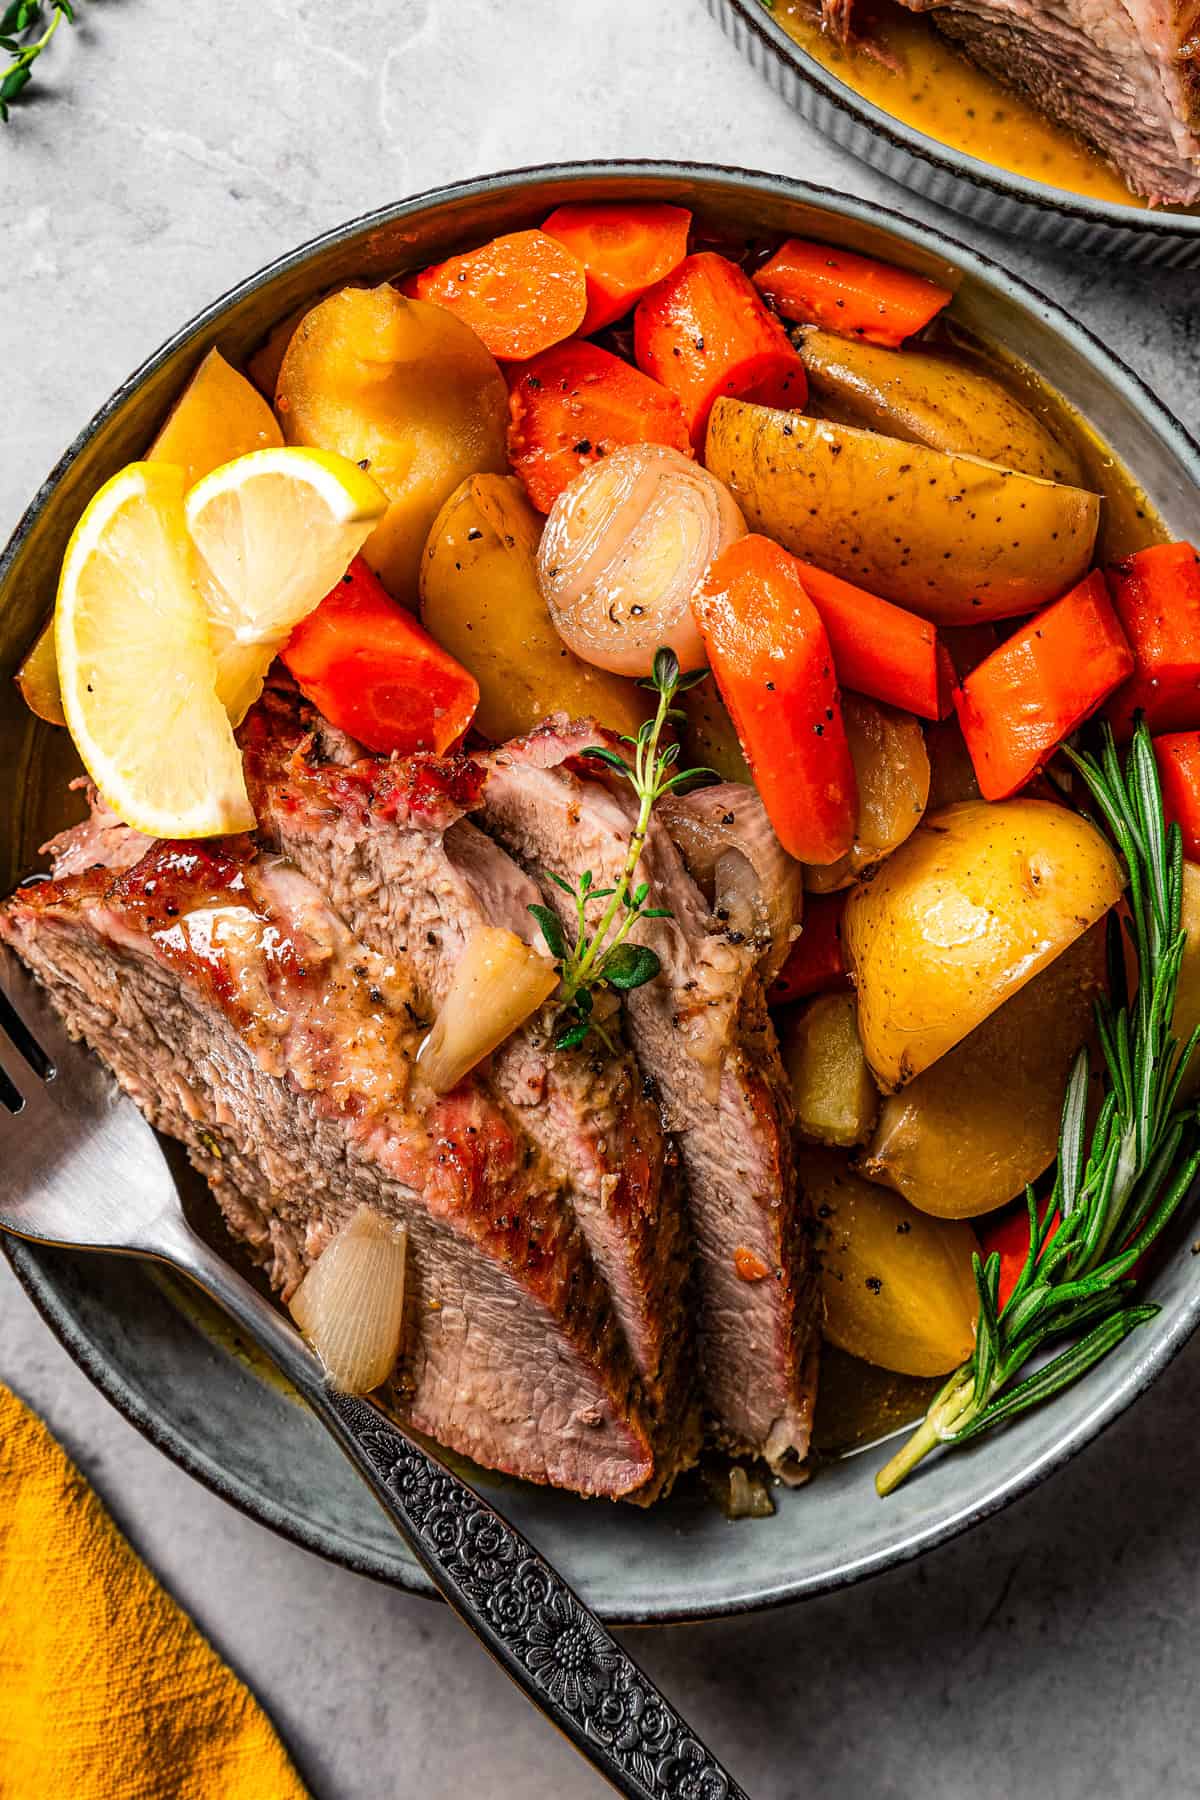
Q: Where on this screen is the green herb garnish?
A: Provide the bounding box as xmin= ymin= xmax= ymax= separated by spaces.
xmin=1 ymin=0 xmax=77 ymax=121
xmin=529 ymin=646 xmax=710 ymax=1054
xmin=877 ymin=722 xmax=1200 ymax=1496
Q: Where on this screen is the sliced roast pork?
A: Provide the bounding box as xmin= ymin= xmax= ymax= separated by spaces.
xmin=0 ymin=837 xmax=667 ymax=1500
xmin=895 ymin=0 xmax=1200 ymax=204
xmin=238 ymin=688 xmax=698 ymax=1468
xmin=476 ymin=717 xmax=820 ymax=1482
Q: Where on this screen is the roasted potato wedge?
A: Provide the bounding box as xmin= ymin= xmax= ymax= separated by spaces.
xmin=678 ymin=679 xmax=752 ymax=784
xmin=805 ymin=695 xmax=929 ymax=893
xmin=806 ymin=1148 xmax=980 ymax=1377
xmin=798 ymin=330 xmax=1085 ymax=486
xmin=781 ymin=991 xmax=878 ymax=1148
xmin=860 ymin=920 xmax=1106 ymax=1218
xmin=277 ymin=285 xmax=509 ymax=604
xmin=419 ymin=474 xmax=651 ymax=743
xmin=149 ymin=348 xmax=282 ymax=489
xmin=704 ymin=401 xmax=1100 ymax=626
xmin=15 ymin=619 xmax=64 ymax=727
xmin=1172 ymin=861 xmax=1200 ymax=1103
xmin=843 ymin=799 xmax=1122 ymax=1090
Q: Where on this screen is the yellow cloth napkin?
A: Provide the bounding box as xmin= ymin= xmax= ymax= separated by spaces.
xmin=0 ymin=1384 xmax=308 ymax=1800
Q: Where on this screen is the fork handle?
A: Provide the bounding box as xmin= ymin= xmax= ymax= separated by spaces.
xmin=169 ymin=1226 xmax=750 ymax=1800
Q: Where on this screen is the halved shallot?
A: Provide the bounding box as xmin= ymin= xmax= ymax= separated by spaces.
xmin=537 ymin=442 xmax=744 ymax=677
xmin=289 ymin=1205 xmax=409 ymax=1394
xmin=418 ymin=924 xmax=559 ymax=1093
xmin=658 ymin=785 xmax=804 ymax=982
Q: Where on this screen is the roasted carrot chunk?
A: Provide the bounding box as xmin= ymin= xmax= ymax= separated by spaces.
xmin=693 ymin=535 xmax=857 ymax=865
xmin=407 ymin=230 xmax=587 ymax=361
xmin=767 ymin=892 xmax=848 ymax=1006
xmin=788 ymin=561 xmax=946 ymax=721
xmin=282 ymin=556 xmax=479 ymax=755
xmin=1105 ymin=542 xmax=1200 ymax=736
xmin=1154 ymin=733 xmax=1200 ymax=860
xmin=953 ymin=571 xmax=1134 ymax=800
xmin=752 ymin=239 xmax=952 ymax=348
xmin=541 ymin=203 xmax=691 ymax=335
xmin=507 ymin=341 xmax=692 ymax=512
xmin=634 ymin=252 xmax=807 ymax=449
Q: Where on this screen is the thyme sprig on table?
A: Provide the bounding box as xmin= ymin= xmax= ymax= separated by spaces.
xmin=878 ymin=722 xmax=1200 ymax=1496
xmin=0 ymin=0 xmax=77 ymax=120
xmin=529 ymin=647 xmax=711 ymax=1054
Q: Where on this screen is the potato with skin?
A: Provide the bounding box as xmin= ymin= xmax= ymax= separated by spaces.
xmin=798 ymin=329 xmax=1085 ymax=486
xmin=149 ymin=348 xmax=283 ymax=488
xmin=678 ymin=680 xmax=751 ymax=784
xmin=859 ymin=920 xmax=1107 ymax=1218
xmin=806 ymin=1148 xmax=980 ymax=1377
xmin=805 ymin=694 xmax=929 ymax=893
xmin=781 ymin=991 xmax=878 ymax=1148
xmin=843 ymin=798 xmax=1123 ymax=1091
xmin=419 ymin=474 xmax=651 ymax=743
xmin=704 ymin=400 xmax=1100 ymax=626
xmin=276 ymin=285 xmax=509 ymax=605
xmin=15 ymin=620 xmax=64 ymax=726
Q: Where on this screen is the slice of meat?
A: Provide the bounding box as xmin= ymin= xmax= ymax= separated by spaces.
xmin=41 ymin=781 xmax=152 ymax=878
xmin=899 ymin=0 xmax=1200 ymax=204
xmin=476 ymin=717 xmax=820 ymax=1482
xmin=0 ymin=838 xmax=664 ymax=1501
xmin=239 ymin=690 xmax=699 ymax=1471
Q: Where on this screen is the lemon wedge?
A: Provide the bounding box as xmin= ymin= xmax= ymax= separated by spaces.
xmin=55 ymin=462 xmax=255 ymax=839
xmin=185 ymin=446 xmax=388 ymax=723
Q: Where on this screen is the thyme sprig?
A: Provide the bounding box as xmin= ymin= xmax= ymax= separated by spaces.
xmin=529 ymin=647 xmax=710 ymax=1054
xmin=878 ymin=722 xmax=1200 ymax=1496
xmin=1 ymin=0 xmax=77 ymax=120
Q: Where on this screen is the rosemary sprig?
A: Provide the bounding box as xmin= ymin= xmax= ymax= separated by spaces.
xmin=877 ymin=722 xmax=1200 ymax=1496
xmin=1 ymin=0 xmax=77 ymax=120
xmin=529 ymin=646 xmax=710 ymax=1053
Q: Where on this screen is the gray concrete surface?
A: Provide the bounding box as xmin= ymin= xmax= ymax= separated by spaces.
xmin=3 ymin=1 xmax=1200 ymax=1795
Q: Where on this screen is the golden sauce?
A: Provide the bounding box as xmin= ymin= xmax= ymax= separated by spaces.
xmin=813 ymin=1347 xmax=943 ymax=1455
xmin=149 ymin=1267 xmax=304 ymax=1404
xmin=773 ymin=0 xmax=1148 ymax=207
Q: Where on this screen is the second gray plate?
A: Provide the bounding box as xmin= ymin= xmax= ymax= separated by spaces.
xmin=706 ymin=0 xmax=1200 ymax=266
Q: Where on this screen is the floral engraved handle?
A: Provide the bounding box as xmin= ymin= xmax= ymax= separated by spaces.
xmin=322 ymin=1391 xmax=750 ymax=1800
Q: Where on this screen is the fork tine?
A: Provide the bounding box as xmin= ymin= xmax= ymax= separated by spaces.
xmin=0 ymin=985 xmax=55 ymax=1081
xmin=0 ymin=1056 xmax=23 ymax=1115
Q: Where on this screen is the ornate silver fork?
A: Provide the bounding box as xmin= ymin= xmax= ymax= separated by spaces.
xmin=0 ymin=944 xmax=749 ymax=1800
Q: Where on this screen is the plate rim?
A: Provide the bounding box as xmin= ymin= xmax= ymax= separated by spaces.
xmin=712 ymin=0 xmax=1200 ymax=240
xmin=4 ymin=158 xmax=1200 ymax=1622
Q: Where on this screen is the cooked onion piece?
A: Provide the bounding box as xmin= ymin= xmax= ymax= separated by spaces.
xmin=289 ymin=1205 xmax=408 ymax=1394
xmin=419 ymin=925 xmax=559 ymax=1093
xmin=659 ymin=784 xmax=802 ymax=981
xmin=537 ymin=442 xmax=745 ymax=676
xmin=726 ymin=1466 xmax=776 ymax=1520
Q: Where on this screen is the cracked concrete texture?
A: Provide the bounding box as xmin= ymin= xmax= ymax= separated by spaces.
xmin=2 ymin=2 xmax=1199 ymax=1796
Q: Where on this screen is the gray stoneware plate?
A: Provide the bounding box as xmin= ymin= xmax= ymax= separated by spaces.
xmin=4 ymin=163 xmax=1200 ymax=1623
xmin=706 ymin=0 xmax=1200 ymax=267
